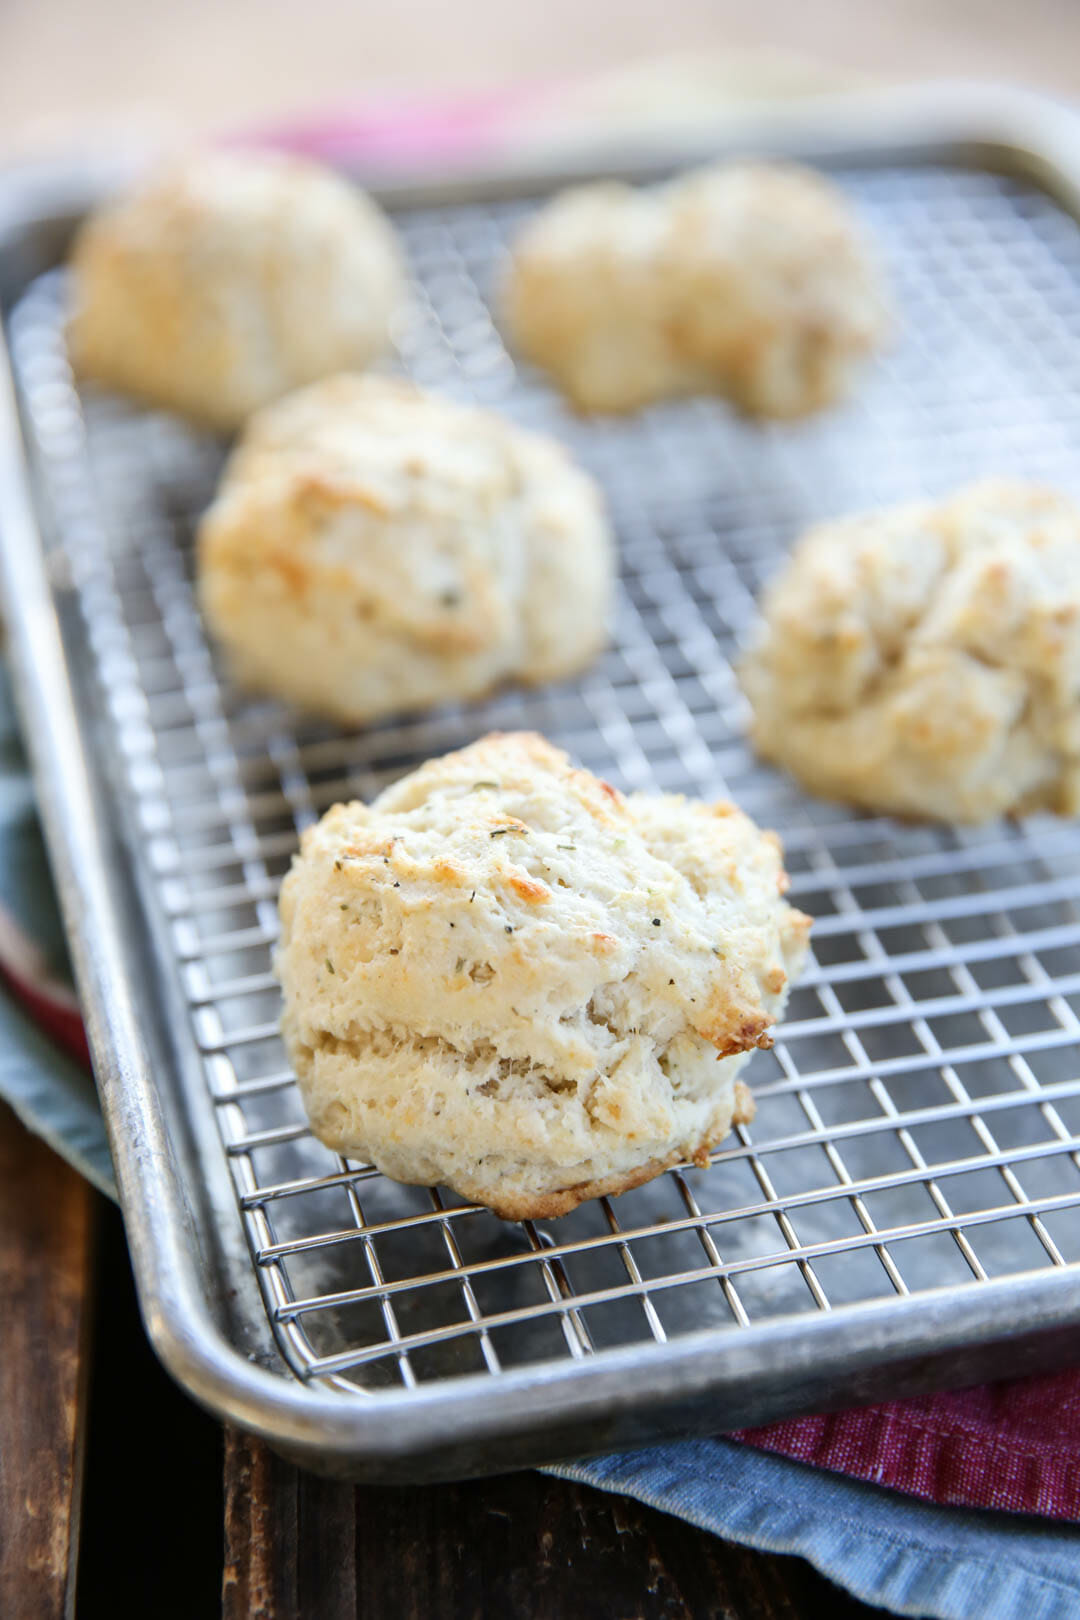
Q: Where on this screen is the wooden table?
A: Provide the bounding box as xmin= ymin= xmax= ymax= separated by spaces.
xmin=221 ymin=1433 xmax=876 ymax=1620
xmin=0 ymin=1108 xmax=94 ymax=1620
xmin=0 ymin=1106 xmax=881 ymax=1618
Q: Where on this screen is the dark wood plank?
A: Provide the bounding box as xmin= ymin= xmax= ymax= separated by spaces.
xmin=0 ymin=1102 xmax=96 ymax=1620
xmin=223 ymin=1427 xmax=288 ymax=1620
xmin=75 ymin=1201 xmax=223 ymax=1619
xmin=224 ymin=1429 xmax=880 ymax=1619
xmin=223 ymin=1428 xmax=356 ymax=1620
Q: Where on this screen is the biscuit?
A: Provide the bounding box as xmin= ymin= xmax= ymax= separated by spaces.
xmin=67 ymin=150 xmax=405 ymax=430
xmin=501 ymin=160 xmax=887 ymax=417
xmin=660 ymin=161 xmax=888 ymax=418
xmin=740 ymin=481 xmax=1080 ymax=822
xmin=500 ymin=181 xmax=686 ymax=415
xmin=276 ymin=731 xmax=810 ymax=1219
xmin=196 ymin=375 xmax=614 ymax=722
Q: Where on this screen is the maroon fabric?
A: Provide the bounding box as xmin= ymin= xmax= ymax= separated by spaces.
xmin=1 ymin=960 xmax=90 ymax=1067
xmin=734 ymin=1372 xmax=1080 ymax=1520
xmin=0 ymin=900 xmax=90 ymax=1066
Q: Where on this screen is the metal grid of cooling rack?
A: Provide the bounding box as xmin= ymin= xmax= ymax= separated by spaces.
xmin=11 ymin=162 xmax=1080 ymax=1400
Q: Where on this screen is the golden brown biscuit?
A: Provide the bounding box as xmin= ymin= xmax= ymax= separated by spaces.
xmin=741 ymin=481 xmax=1080 ymax=822
xmin=68 ymin=150 xmax=405 ymax=430
xmin=276 ymin=731 xmax=810 ymax=1219
xmin=502 ymin=160 xmax=887 ymax=417
xmin=197 ymin=375 xmax=614 ymax=722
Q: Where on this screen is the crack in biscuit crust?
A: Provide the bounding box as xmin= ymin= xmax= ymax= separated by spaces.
xmin=741 ymin=481 xmax=1080 ymax=823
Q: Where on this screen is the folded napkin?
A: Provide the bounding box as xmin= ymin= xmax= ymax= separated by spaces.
xmin=6 ymin=66 xmax=1080 ymax=1618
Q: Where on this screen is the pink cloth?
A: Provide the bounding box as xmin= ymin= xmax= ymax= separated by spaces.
xmin=223 ymin=86 xmax=553 ymax=167
xmin=734 ymin=1375 xmax=1080 ymax=1520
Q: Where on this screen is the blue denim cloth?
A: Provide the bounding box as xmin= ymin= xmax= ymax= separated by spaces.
xmin=3 ymin=664 xmax=1080 ymax=1619
xmin=552 ymin=1444 xmax=1080 ymax=1620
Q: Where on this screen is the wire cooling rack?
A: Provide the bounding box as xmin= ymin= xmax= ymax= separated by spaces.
xmin=10 ymin=158 xmax=1080 ymax=1413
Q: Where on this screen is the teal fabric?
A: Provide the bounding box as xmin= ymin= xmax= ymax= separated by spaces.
xmin=3 ymin=659 xmax=1079 ymax=1618
xmin=552 ymin=1443 xmax=1080 ymax=1620
xmin=0 ymin=662 xmax=115 ymax=1197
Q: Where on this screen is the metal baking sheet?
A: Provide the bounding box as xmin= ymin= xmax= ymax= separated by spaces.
xmin=4 ymin=83 xmax=1080 ymax=1479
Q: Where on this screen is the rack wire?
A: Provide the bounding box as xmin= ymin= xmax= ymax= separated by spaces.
xmin=11 ymin=163 xmax=1080 ymax=1398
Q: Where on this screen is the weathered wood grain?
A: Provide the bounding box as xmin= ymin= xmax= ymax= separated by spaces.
xmin=0 ymin=1103 xmax=96 ymax=1620
xmin=223 ymin=1428 xmax=875 ymax=1619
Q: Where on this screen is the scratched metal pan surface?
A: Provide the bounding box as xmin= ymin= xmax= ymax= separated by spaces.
xmin=4 ymin=84 xmax=1080 ymax=1480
